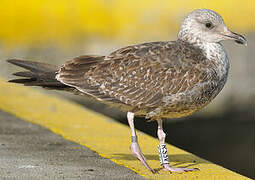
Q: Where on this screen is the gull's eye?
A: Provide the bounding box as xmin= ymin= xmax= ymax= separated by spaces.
xmin=205 ymin=22 xmax=213 ymax=29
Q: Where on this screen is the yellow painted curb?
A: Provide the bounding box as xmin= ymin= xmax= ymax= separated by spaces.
xmin=0 ymin=77 xmax=250 ymax=180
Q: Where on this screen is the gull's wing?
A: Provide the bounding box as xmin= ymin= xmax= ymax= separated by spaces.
xmin=57 ymin=41 xmax=211 ymax=111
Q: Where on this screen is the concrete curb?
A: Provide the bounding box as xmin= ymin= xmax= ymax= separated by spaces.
xmin=0 ymin=78 xmax=250 ymax=179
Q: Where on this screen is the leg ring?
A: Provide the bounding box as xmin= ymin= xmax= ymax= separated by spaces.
xmin=131 ymin=135 xmax=138 ymax=143
xmin=158 ymin=143 xmax=169 ymax=165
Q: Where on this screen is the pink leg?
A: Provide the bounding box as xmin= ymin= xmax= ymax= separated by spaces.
xmin=157 ymin=119 xmax=198 ymax=173
xmin=127 ymin=112 xmax=156 ymax=173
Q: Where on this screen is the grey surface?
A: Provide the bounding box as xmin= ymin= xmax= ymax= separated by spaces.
xmin=0 ymin=110 xmax=144 ymax=180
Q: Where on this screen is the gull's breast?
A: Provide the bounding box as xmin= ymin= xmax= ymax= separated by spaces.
xmin=160 ymin=43 xmax=230 ymax=119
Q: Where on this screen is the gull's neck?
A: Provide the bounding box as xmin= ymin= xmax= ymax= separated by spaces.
xmin=178 ymin=33 xmax=229 ymax=96
xmin=177 ymin=33 xmax=223 ymax=60
xmin=178 ymin=31 xmax=204 ymax=47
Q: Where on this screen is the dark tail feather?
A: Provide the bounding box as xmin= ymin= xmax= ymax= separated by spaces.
xmin=7 ymin=59 xmax=57 ymax=73
xmin=13 ymin=71 xmax=35 ymax=77
xmin=7 ymin=59 xmax=69 ymax=90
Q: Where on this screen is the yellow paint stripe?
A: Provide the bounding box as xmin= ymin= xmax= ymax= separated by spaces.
xmin=0 ymin=78 xmax=250 ymax=179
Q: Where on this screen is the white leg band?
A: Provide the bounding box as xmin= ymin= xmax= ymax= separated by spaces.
xmin=158 ymin=144 xmax=169 ymax=165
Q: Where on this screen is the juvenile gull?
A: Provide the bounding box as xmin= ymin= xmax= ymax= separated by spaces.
xmin=7 ymin=9 xmax=247 ymax=173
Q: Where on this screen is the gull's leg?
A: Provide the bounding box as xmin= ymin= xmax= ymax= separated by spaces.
xmin=127 ymin=112 xmax=156 ymax=173
xmin=157 ymin=119 xmax=198 ymax=172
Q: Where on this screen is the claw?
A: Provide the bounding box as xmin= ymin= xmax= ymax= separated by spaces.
xmin=162 ymin=164 xmax=199 ymax=173
xmin=130 ymin=142 xmax=156 ymax=173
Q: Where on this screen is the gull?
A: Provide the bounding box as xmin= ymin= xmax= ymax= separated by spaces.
xmin=7 ymin=9 xmax=247 ymax=173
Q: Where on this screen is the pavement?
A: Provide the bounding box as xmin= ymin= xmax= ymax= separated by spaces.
xmin=0 ymin=78 xmax=250 ymax=180
xmin=0 ymin=110 xmax=143 ymax=180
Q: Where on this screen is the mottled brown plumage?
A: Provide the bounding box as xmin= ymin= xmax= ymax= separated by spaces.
xmin=56 ymin=40 xmax=220 ymax=120
xmin=8 ymin=9 xmax=247 ymax=173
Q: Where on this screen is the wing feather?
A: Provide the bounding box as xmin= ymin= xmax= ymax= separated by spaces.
xmin=57 ymin=41 xmax=209 ymax=114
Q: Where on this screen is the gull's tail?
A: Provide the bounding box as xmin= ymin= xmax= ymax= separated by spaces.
xmin=7 ymin=59 xmax=71 ymax=91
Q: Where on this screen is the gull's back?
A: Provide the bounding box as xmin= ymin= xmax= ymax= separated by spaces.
xmin=57 ymin=39 xmax=226 ymax=119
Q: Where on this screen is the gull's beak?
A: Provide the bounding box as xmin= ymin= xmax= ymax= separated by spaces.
xmin=222 ymin=29 xmax=248 ymax=46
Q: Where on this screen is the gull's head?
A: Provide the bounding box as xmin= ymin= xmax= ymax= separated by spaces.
xmin=178 ymin=9 xmax=247 ymax=46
